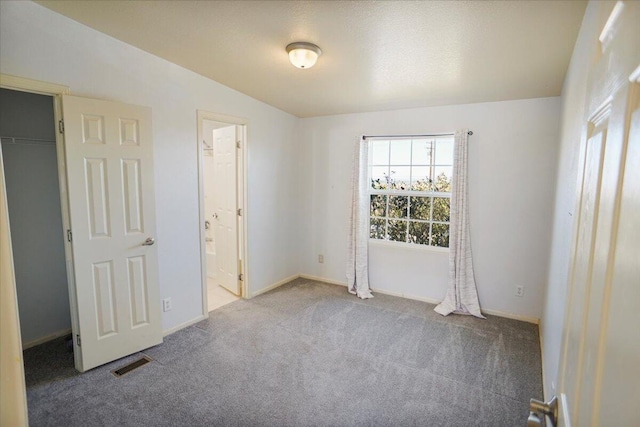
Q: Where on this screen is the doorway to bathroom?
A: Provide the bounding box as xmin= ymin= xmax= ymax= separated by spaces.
xmin=197 ymin=111 xmax=247 ymax=314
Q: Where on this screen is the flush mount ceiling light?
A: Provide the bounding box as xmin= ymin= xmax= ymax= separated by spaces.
xmin=286 ymin=42 xmax=322 ymax=69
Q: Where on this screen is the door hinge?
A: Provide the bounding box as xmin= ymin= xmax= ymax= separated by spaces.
xmin=238 ymin=273 xmax=243 ymax=281
xmin=237 ymin=208 xmax=242 ymax=216
xmin=67 ymin=229 xmax=72 ymax=242
xmin=58 ymin=120 xmax=65 ymax=134
xmin=236 ymin=140 xmax=241 ymax=149
xmin=76 ymin=334 xmax=81 ymax=347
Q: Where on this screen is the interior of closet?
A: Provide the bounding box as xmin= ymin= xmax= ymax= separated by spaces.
xmin=0 ymin=88 xmax=71 ymax=348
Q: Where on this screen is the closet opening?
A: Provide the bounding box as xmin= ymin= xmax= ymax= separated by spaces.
xmin=0 ymin=88 xmax=72 ymax=351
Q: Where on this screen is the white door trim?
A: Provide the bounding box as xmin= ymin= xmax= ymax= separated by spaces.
xmin=0 ymin=73 xmax=74 ymax=419
xmin=0 ymin=74 xmax=70 ymax=96
xmin=196 ymin=110 xmax=249 ymax=317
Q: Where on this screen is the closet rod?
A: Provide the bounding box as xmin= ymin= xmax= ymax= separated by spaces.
xmin=362 ymin=131 xmax=473 ymax=140
xmin=0 ymin=136 xmax=56 ymax=144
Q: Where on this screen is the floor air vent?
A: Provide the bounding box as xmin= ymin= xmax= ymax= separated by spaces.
xmin=112 ymin=356 xmax=152 ymax=377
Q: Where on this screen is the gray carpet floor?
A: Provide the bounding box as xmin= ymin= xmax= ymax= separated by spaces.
xmin=24 ymin=278 xmax=542 ymax=426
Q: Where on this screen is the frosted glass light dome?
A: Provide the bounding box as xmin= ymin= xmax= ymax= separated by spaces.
xmin=286 ymin=42 xmax=322 ymax=69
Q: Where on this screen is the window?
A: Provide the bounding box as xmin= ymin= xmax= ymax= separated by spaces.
xmin=368 ymin=136 xmax=453 ymax=248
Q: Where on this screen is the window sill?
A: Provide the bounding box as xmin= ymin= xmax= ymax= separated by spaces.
xmin=368 ymin=238 xmax=450 ymax=253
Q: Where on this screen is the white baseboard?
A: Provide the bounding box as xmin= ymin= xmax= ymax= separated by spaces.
xmin=372 ymin=286 xmax=539 ymax=324
xmin=481 ymin=308 xmax=539 ymax=325
xmin=162 ymin=314 xmax=207 ymax=337
xmin=370 ymin=287 xmax=441 ymax=305
xmin=181 ymin=271 xmax=539 ymax=344
xmin=250 ymin=274 xmax=299 ymax=298
xmin=22 ymin=328 xmax=72 ymax=350
xmin=299 ymin=273 xmax=540 ymax=324
xmin=299 ymin=274 xmax=347 ymax=287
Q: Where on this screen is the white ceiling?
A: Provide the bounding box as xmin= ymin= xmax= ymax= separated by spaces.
xmin=36 ymin=0 xmax=587 ymax=118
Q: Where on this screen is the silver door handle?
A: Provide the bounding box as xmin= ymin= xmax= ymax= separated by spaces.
xmin=142 ymin=237 xmax=155 ymax=246
xmin=527 ymin=412 xmax=542 ymax=427
xmin=528 ymin=396 xmax=557 ymax=427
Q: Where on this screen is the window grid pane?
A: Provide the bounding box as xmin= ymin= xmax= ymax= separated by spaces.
xmin=409 ymin=196 xmax=431 ymax=220
xmin=370 ymin=194 xmax=387 ymax=217
xmin=432 ymin=197 xmax=450 ymax=222
xmin=408 ymin=221 xmax=430 ymax=245
xmin=390 ymin=139 xmax=411 ymax=165
xmin=371 ymin=140 xmax=390 ymax=165
xmin=411 ymin=139 xmax=432 ymax=166
xmin=388 ymin=219 xmax=407 ymax=242
xmin=370 ymin=218 xmax=386 ymax=239
xmin=431 ymin=223 xmax=450 ymax=247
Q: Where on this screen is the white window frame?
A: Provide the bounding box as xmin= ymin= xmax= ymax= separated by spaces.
xmin=366 ymin=135 xmax=453 ymax=250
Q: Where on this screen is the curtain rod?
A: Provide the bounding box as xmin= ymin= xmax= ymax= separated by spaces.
xmin=362 ymin=131 xmax=473 ymax=140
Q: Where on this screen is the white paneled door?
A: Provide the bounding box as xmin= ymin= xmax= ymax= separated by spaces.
xmin=554 ymin=2 xmax=640 ymax=426
xmin=62 ymin=95 xmax=161 ymax=372
xmin=213 ymin=125 xmax=240 ymax=296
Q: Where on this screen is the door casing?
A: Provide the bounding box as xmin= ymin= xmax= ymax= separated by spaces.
xmin=0 ymin=74 xmax=81 ymax=368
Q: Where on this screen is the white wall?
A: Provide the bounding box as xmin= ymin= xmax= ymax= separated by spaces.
xmin=0 ymin=1 xmax=300 ymax=332
xmin=299 ymin=97 xmax=561 ymax=320
xmin=540 ymin=2 xmax=603 ymax=399
xmin=0 ymin=1 xmax=582 ymax=347
xmin=0 ymin=89 xmax=71 ymax=346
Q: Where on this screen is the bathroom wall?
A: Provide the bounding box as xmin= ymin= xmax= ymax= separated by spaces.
xmin=0 ymin=88 xmax=71 ymax=347
xmin=202 ymin=122 xmax=243 ymax=281
xmin=202 ymin=120 xmax=216 ymax=278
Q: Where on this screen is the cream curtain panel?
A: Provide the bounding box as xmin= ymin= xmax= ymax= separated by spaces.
xmin=346 ymin=137 xmax=374 ymax=299
xmin=435 ymin=130 xmax=484 ymax=318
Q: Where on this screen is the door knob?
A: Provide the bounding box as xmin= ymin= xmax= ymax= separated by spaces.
xmin=142 ymin=237 xmax=155 ymax=246
xmin=527 ymin=412 xmax=542 ymax=427
xmin=528 ymin=395 xmax=558 ymax=427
